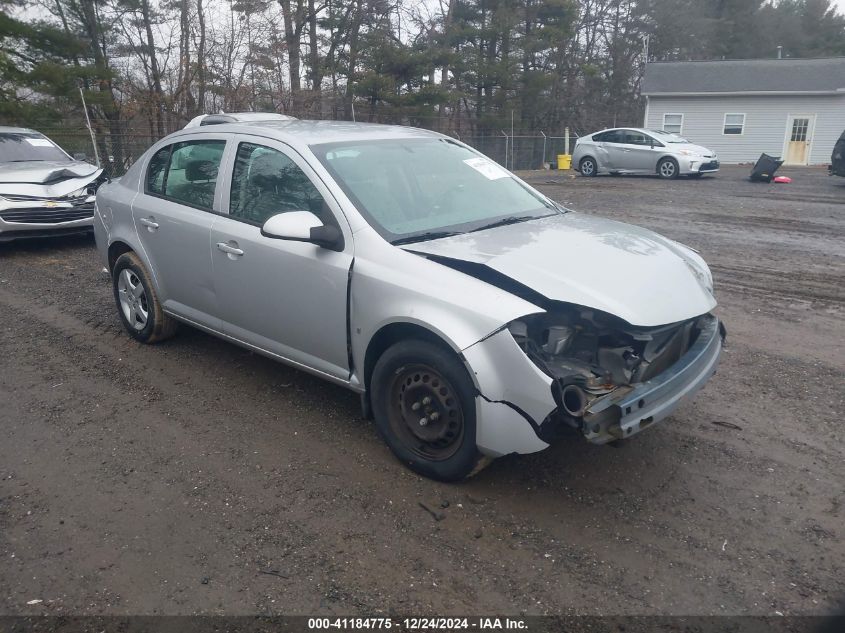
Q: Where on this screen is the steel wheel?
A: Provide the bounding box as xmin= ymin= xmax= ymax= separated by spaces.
xmin=387 ymin=363 xmax=465 ymax=461
xmin=117 ymin=268 xmax=149 ymax=331
xmin=658 ymin=158 xmax=678 ymax=179
xmin=372 ymin=340 xmax=483 ymax=480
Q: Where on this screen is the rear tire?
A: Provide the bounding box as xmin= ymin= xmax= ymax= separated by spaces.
xmin=371 ymin=340 xmax=482 ymax=481
xmin=657 ymin=157 xmax=679 ymax=179
xmin=579 ymin=157 xmax=597 ymax=177
xmin=112 ymin=252 xmax=178 ymax=344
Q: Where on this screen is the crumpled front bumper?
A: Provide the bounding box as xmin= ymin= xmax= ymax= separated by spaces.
xmin=463 ymin=314 xmax=724 ymax=457
xmin=582 ymin=314 xmax=724 ymax=444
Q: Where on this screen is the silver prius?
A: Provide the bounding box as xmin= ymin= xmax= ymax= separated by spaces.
xmin=93 ymin=119 xmax=724 ymax=481
xmin=572 ymin=128 xmax=720 ymax=179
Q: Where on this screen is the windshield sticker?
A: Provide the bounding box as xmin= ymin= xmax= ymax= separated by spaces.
xmin=463 ymin=157 xmax=510 ymax=180
xmin=26 ymin=138 xmax=54 ymax=147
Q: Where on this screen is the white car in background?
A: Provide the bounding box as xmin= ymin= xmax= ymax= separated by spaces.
xmin=572 ymin=128 xmax=720 ymax=179
xmin=0 ymin=127 xmax=103 ymax=242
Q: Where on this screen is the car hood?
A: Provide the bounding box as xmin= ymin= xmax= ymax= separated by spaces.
xmin=0 ymin=161 xmax=103 ymax=198
xmin=674 ymin=142 xmax=715 ymax=156
xmin=404 ymin=213 xmax=716 ymax=327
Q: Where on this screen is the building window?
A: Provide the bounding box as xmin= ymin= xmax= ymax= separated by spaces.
xmin=663 ymin=113 xmax=683 ymax=135
xmin=723 ymin=113 xmax=745 ymax=135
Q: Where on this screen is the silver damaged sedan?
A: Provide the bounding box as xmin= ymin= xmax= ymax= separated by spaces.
xmin=1 ymin=127 xmax=104 ymax=241
xmin=572 ymin=128 xmax=720 ymax=179
xmin=94 ymin=119 xmax=725 ymax=481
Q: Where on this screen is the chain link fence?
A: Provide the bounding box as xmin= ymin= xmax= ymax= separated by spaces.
xmin=35 ymin=120 xmax=580 ymax=178
xmin=36 ymin=126 xmax=181 ymax=179
xmin=456 ymin=134 xmax=578 ymax=171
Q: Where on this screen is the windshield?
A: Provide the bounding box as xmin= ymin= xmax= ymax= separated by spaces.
xmin=0 ymin=132 xmax=71 ymax=163
xmin=650 ymin=130 xmax=690 ymax=144
xmin=312 ymin=137 xmax=559 ymax=243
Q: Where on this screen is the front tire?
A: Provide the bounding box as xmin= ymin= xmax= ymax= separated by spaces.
xmin=657 ymin=157 xmax=679 ymax=179
xmin=579 ymin=157 xmax=597 ymax=177
xmin=371 ymin=340 xmax=482 ymax=481
xmin=112 ymin=252 xmax=177 ymax=343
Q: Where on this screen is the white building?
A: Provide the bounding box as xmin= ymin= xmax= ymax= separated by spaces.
xmin=641 ymin=57 xmax=845 ymax=165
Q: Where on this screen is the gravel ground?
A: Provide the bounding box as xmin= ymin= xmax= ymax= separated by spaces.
xmin=0 ymin=165 xmax=843 ymax=617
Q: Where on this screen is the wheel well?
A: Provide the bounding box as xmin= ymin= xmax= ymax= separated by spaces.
xmin=657 ymin=155 xmax=678 ymax=168
xmin=579 ymin=155 xmax=595 ymax=165
xmin=363 ymin=323 xmax=456 ymax=395
xmin=108 ymin=241 xmax=133 ymax=272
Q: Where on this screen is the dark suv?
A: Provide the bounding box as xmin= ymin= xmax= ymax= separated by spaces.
xmin=831 ymin=130 xmax=845 ymax=177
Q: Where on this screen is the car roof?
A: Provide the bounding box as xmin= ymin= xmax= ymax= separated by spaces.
xmin=589 ymin=127 xmax=685 ymax=138
xmin=167 ymin=119 xmax=445 ymax=146
xmin=593 ymin=127 xmax=650 ymax=134
xmin=0 ymin=126 xmax=38 ymax=135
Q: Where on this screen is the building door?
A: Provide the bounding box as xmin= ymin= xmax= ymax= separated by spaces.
xmin=784 ymin=115 xmax=814 ymax=165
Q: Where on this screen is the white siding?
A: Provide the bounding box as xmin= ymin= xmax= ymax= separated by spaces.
xmin=644 ymin=94 xmax=845 ymax=164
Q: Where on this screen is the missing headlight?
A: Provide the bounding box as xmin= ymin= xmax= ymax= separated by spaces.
xmin=509 ymin=306 xmax=704 ymax=420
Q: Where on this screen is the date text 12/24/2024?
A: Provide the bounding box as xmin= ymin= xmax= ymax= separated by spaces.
xmin=307 ymin=618 xmax=528 ymax=630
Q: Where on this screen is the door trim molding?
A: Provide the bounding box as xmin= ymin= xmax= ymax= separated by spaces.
xmin=164 ymin=308 xmax=362 ymax=392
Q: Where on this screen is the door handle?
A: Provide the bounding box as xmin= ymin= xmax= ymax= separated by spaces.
xmin=216 ymin=241 xmax=244 ymax=256
xmin=139 ymin=217 xmax=159 ymax=230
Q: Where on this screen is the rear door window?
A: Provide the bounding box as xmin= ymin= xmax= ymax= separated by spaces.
xmin=601 ymin=130 xmax=625 ymax=144
xmin=146 ymin=146 xmax=170 ymax=195
xmin=145 ymin=139 xmax=226 ymax=211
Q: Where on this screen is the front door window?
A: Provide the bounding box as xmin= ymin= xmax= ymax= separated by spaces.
xmin=229 ymin=142 xmax=326 ymax=225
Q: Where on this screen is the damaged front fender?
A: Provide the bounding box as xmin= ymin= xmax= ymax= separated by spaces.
xmin=462 ymin=327 xmax=556 ymax=456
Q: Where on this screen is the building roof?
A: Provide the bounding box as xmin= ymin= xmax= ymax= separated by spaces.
xmin=641 ymin=57 xmax=845 ymax=96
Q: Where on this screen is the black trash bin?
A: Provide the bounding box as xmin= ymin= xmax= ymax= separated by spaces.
xmin=750 ymin=153 xmax=783 ymax=183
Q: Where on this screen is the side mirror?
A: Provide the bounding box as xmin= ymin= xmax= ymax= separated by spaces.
xmin=261 ymin=211 xmax=343 ymax=251
xmin=73 ymin=152 xmax=88 ymax=161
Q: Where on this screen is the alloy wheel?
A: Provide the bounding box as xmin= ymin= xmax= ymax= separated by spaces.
xmin=117 ymin=268 xmax=149 ymax=331
xmin=659 ymin=160 xmax=677 ymax=178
